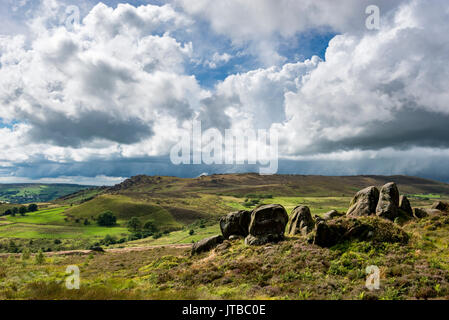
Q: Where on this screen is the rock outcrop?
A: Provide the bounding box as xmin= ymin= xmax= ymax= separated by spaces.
xmin=323 ymin=210 xmax=344 ymax=221
xmin=414 ymin=208 xmax=428 ymax=219
xmin=347 ymin=186 xmax=379 ymax=217
xmin=399 ymin=195 xmax=414 ymax=218
xmin=245 ymin=204 xmax=288 ymax=245
xmin=288 ymin=206 xmax=315 ymax=236
xmin=313 ymin=217 xmax=409 ymax=248
xmin=220 ymin=210 xmax=251 ymax=239
xmin=376 ymin=182 xmax=400 ymax=221
xmin=414 ymin=208 xmax=443 ymax=218
xmin=431 ymin=201 xmax=449 ymax=212
xmin=191 ymin=235 xmax=224 ymax=255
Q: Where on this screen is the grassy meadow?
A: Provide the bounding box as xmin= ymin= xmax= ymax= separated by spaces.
xmin=1 ymin=174 xmax=449 ymax=299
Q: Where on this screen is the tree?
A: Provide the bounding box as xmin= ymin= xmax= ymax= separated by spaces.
xmin=19 ymin=206 xmax=27 ymax=216
xmin=143 ymin=220 xmax=158 ymax=233
xmin=97 ymin=211 xmax=117 ymax=226
xmin=189 ymin=229 xmax=195 ymax=236
xmin=28 ymin=204 xmax=38 ymax=212
xmin=12 ymin=207 xmax=18 ymax=214
xmin=127 ymin=217 xmax=142 ymax=233
xmin=4 ymin=209 xmax=12 ymax=216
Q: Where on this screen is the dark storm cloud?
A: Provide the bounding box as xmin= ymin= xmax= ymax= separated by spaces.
xmin=6 ymin=154 xmax=449 ymax=184
xmin=24 ymin=109 xmax=154 ymax=147
xmin=304 ymin=107 xmax=449 ymax=155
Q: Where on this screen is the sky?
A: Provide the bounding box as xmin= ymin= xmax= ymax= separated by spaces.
xmin=1 ymin=0 xmax=449 ymax=185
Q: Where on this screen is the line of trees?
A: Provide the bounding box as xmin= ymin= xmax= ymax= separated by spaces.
xmin=2 ymin=203 xmax=38 ymax=216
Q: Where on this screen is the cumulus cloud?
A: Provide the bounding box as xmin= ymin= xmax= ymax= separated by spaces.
xmin=0 ymin=0 xmax=205 ymax=153
xmin=2 ymin=0 xmax=449 ymax=183
xmin=276 ymin=0 xmax=449 ymax=156
xmin=174 ymin=0 xmax=406 ymax=65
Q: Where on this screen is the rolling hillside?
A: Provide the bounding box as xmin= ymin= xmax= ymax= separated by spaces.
xmin=58 ymin=173 xmax=449 ymax=235
xmin=0 ymin=184 xmax=94 ymax=204
xmin=2 ymin=173 xmax=449 ymax=300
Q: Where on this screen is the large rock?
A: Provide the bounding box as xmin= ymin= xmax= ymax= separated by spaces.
xmin=288 ymin=206 xmax=315 ymax=236
xmin=347 ymin=186 xmax=379 ymax=216
xmin=313 ymin=217 xmax=409 ymax=248
xmin=431 ymin=201 xmax=449 ymax=212
xmin=414 ymin=208 xmax=428 ymax=219
xmin=313 ymin=221 xmax=346 ymax=247
xmin=399 ymin=195 xmax=414 ymax=218
xmin=191 ymin=235 xmax=224 ymax=255
xmin=220 ymin=210 xmax=251 ymax=239
xmin=414 ymin=208 xmax=443 ymax=219
xmin=323 ymin=210 xmax=344 ymax=221
xmin=245 ymin=204 xmax=288 ymax=245
xmin=376 ymin=182 xmax=400 ymax=221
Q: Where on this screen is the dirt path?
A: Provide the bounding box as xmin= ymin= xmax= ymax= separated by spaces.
xmin=0 ymin=243 xmax=192 ymax=258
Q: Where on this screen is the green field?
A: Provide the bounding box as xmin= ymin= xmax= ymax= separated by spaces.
xmin=1 ymin=174 xmax=449 ymax=300
xmin=0 ymin=205 xmax=129 ymax=241
xmin=0 ymin=184 xmax=93 ymax=204
xmin=65 ymin=194 xmax=182 ymax=231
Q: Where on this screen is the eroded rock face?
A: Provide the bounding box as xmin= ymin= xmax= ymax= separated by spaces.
xmin=399 ymin=195 xmax=414 ymax=218
xmin=288 ymin=206 xmax=315 ymax=236
xmin=323 ymin=210 xmax=344 ymax=221
xmin=376 ymin=182 xmax=400 ymax=221
xmin=347 ymin=186 xmax=379 ymax=217
xmin=245 ymin=204 xmax=288 ymax=245
xmin=313 ymin=217 xmax=409 ymax=248
xmin=220 ymin=210 xmax=251 ymax=239
xmin=191 ymin=235 xmax=224 ymax=255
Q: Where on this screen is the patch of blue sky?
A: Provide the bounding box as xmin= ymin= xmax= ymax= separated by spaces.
xmin=0 ymin=118 xmax=18 ymax=129
xmin=186 ymin=29 xmax=337 ymax=88
xmin=277 ymin=29 xmax=336 ymax=63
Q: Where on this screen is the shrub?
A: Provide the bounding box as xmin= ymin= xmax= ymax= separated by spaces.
xmin=102 ymin=234 xmax=117 ymax=246
xmin=97 ymin=211 xmax=117 ymax=226
xmin=152 ymin=233 xmax=162 ymax=239
xmin=54 ymin=239 xmax=61 ymax=245
xmin=35 ymin=250 xmax=45 ymax=265
xmin=128 ymin=234 xmax=140 ymax=241
xmin=142 ymin=231 xmax=153 ymax=238
xmin=143 ymin=221 xmax=158 ymax=233
xmin=189 ymin=229 xmax=195 ymax=236
xmin=22 ymin=248 xmax=31 ymax=260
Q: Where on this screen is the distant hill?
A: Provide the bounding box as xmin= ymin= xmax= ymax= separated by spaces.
xmin=0 ymin=184 xmax=94 ymax=204
xmin=59 ymin=174 xmax=449 ymax=230
xmin=104 ymin=173 xmax=449 ymax=198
